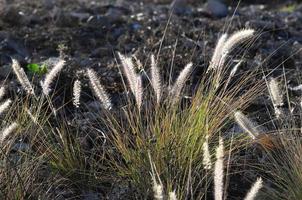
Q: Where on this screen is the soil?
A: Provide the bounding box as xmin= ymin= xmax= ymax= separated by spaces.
xmin=0 ymin=0 xmax=302 ymax=199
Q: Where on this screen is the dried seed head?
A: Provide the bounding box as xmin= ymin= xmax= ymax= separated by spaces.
xmin=87 ymin=68 xmax=112 ymax=110
xmin=73 ymin=79 xmax=81 ymax=108
xmin=1 ymin=122 xmax=18 ymax=143
xmin=208 ymin=29 xmax=254 ymax=72
xmin=11 ymin=59 xmax=35 ymax=95
xmin=135 ymin=74 xmax=143 ymax=110
xmin=202 ymin=135 xmax=212 ymax=170
xmin=234 ymin=111 xmax=262 ymax=139
xmin=152 ymin=179 xmax=163 ymax=200
xmin=214 ymin=137 xmax=224 ymax=200
xmin=229 ymin=60 xmax=242 ymax=78
xmin=268 ymin=78 xmax=283 ymax=106
xmin=209 ymin=33 xmax=228 ymax=71
xmin=0 ymin=99 xmax=12 ymax=115
xmin=168 ymin=191 xmax=177 ymax=200
xmin=118 ymin=53 xmax=144 ymax=110
xmin=118 ymin=52 xmax=137 ymax=94
xmin=0 ymin=87 xmax=5 ymax=101
xmin=244 ymin=177 xmax=263 ymax=200
xmin=150 ymin=54 xmax=162 ymax=104
xmin=41 ymin=59 xmax=65 ymax=95
xmin=170 ymin=62 xmax=193 ymax=104
xmin=222 ymin=29 xmax=255 ymax=55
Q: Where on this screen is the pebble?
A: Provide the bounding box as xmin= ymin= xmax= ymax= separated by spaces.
xmin=206 ymin=0 xmax=228 ymax=18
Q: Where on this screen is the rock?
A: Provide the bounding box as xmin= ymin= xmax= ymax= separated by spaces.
xmin=12 ymin=142 xmax=30 ymax=152
xmin=43 ymin=0 xmax=56 ymax=9
xmin=0 ymin=63 xmax=17 ymax=79
xmin=106 ymin=6 xmax=129 ymax=23
xmin=0 ymin=5 xmax=29 ymax=26
xmin=88 ymin=101 xmax=102 ymax=111
xmin=82 ymin=191 xmax=103 ymax=200
xmin=0 ymin=54 xmax=10 ymax=65
xmin=170 ymin=0 xmax=192 ymax=15
xmin=206 ymin=0 xmax=228 ymax=18
xmin=0 ymin=32 xmax=30 ymax=60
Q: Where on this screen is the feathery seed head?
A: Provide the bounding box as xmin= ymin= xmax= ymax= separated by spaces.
xmin=209 ymin=33 xmax=228 ymax=71
xmin=118 ymin=52 xmax=137 ymax=94
xmin=150 ymin=54 xmax=162 ymax=104
xmin=170 ymin=62 xmax=193 ymax=104
xmin=0 ymin=99 xmax=11 ymax=115
xmin=41 ymin=59 xmax=65 ymax=95
xmin=268 ymin=78 xmax=283 ymax=107
xmin=244 ymin=177 xmax=263 ymax=200
xmin=73 ymin=79 xmax=81 ymax=108
xmin=222 ymin=29 xmax=255 ymax=54
xmin=0 ymin=87 xmax=5 ymax=101
xmin=212 ymin=29 xmax=254 ymax=72
xmin=234 ymin=111 xmax=262 ymax=139
xmin=202 ymin=135 xmax=212 ymax=170
xmin=229 ymin=60 xmax=242 ymax=78
xmin=214 ymin=137 xmax=224 ymax=200
xmin=118 ymin=52 xmax=144 ymax=110
xmin=135 ymin=74 xmax=143 ymax=110
xmin=87 ymin=68 xmax=112 ymax=110
xmin=152 ymin=178 xmax=163 ymax=200
xmin=1 ymin=122 xmax=18 ymax=143
xmin=168 ymin=191 xmax=177 ymax=200
xmin=11 ymin=58 xmax=35 ymax=95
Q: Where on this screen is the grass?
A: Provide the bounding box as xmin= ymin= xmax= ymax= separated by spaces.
xmin=0 ymin=26 xmax=301 ymax=200
xmin=96 ymin=30 xmax=265 ymax=199
xmin=260 ymin=128 xmax=302 ymax=199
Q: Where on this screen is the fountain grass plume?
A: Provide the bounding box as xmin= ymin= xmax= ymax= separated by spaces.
xmin=168 ymin=191 xmax=177 ymax=200
xmin=87 ymin=68 xmax=112 ymax=110
xmin=41 ymin=59 xmax=65 ymax=96
xmin=234 ymin=111 xmax=262 ymax=139
xmin=208 ymin=33 xmax=228 ymax=71
xmin=222 ymin=29 xmax=255 ymax=54
xmin=1 ymin=122 xmax=18 ymax=143
xmin=268 ymin=78 xmax=283 ymax=106
xmin=268 ymin=78 xmax=283 ymax=118
xmin=208 ymin=29 xmax=254 ymax=72
xmin=73 ymin=79 xmax=81 ymax=108
xmin=169 ymin=62 xmax=193 ymax=104
xmin=0 ymin=87 xmax=5 ymax=100
xmin=150 ymin=54 xmax=162 ymax=104
xmin=135 ymin=74 xmax=143 ymax=110
xmin=202 ymin=135 xmax=212 ymax=170
xmin=244 ymin=178 xmax=263 ymax=200
xmin=214 ymin=137 xmax=224 ymax=200
xmin=11 ymin=58 xmax=35 ymax=95
xmin=118 ymin=52 xmax=137 ymax=95
xmin=229 ymin=60 xmax=242 ymax=78
xmin=118 ymin=52 xmax=143 ymax=110
xmin=0 ymin=99 xmax=11 ymax=115
xmin=152 ymin=178 xmax=164 ymax=200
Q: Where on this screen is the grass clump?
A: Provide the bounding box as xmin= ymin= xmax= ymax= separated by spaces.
xmin=2 ymin=28 xmax=287 ymax=200
xmin=97 ymin=29 xmax=264 ymax=199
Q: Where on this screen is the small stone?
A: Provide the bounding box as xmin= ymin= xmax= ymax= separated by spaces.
xmin=206 ymin=0 xmax=228 ymax=18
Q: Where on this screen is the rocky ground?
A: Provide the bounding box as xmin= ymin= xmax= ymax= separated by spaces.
xmin=1 ymin=0 xmax=301 ymax=100
xmin=0 ymin=0 xmax=302 ymax=199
